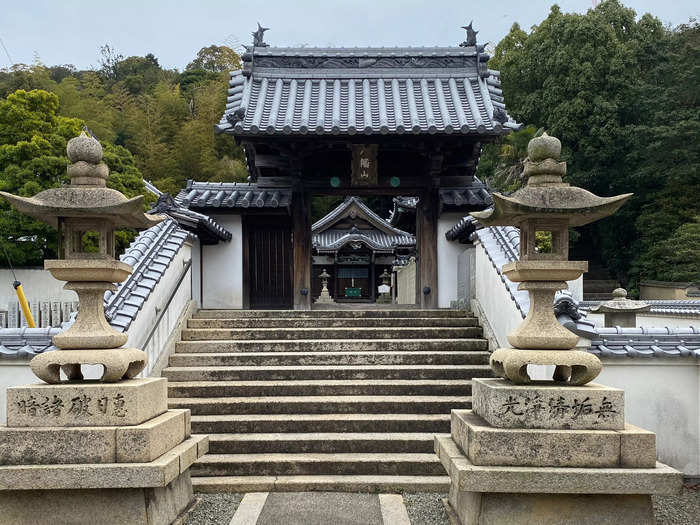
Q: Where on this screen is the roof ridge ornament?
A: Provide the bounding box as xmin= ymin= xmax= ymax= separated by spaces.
xmin=252 ymin=22 xmax=270 ymax=48
xmin=460 ymin=21 xmax=478 ymax=47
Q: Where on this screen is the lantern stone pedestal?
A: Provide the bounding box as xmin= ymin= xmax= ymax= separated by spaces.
xmin=441 ymin=133 xmax=683 ymax=524
xmin=0 ymin=132 xmax=205 ymax=524
xmin=0 ymin=378 xmax=208 ymax=525
xmin=437 ymin=379 xmax=682 ymax=525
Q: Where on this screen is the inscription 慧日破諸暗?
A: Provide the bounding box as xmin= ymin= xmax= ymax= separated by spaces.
xmin=15 ymin=393 xmax=129 ymax=418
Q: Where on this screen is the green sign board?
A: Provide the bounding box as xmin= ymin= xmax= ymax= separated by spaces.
xmin=344 ymin=287 xmax=362 ymax=297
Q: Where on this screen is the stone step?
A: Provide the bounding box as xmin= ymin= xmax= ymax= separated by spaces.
xmin=167 ymin=379 xmax=473 ymax=398
xmin=162 ymin=364 xmax=492 ymax=382
xmin=168 ymin=395 xmax=472 ymax=415
xmin=191 ymin=452 xmax=447 ymax=476
xmin=181 ymin=326 xmax=483 ymax=341
xmin=191 ymin=413 xmax=451 ymax=434
xmin=175 ymin=338 xmax=488 ymax=353
xmin=169 ymin=351 xmax=490 ymax=367
xmin=192 ymin=475 xmax=450 ymax=493
xmin=194 ymin=309 xmax=470 ymax=319
xmin=188 ymin=317 xmax=479 ymax=329
xmin=207 ymin=432 xmax=446 ymax=454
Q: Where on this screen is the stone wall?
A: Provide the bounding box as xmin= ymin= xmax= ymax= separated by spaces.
xmin=395 ymin=259 xmax=416 ymax=305
xmin=0 ymin=269 xmax=77 ymax=327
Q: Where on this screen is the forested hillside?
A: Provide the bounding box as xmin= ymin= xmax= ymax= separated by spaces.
xmin=0 ymin=45 xmax=248 ymax=265
xmin=477 ymin=1 xmax=699 ymax=290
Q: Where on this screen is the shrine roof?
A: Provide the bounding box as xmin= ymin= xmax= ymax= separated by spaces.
xmin=216 ymin=43 xmax=518 ymax=137
xmin=175 ymin=180 xmax=292 ymax=210
xmin=313 ymin=196 xmax=415 ymax=253
xmin=0 ymin=327 xmax=59 ymax=359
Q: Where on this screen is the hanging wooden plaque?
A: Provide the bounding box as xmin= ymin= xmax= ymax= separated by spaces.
xmin=351 ymin=144 xmax=378 ymax=186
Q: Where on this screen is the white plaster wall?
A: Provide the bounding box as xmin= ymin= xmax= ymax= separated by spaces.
xmin=437 ymin=213 xmax=466 ymax=308
xmin=597 ymin=360 xmax=700 ymax=476
xmin=0 ymin=363 xmax=37 ymax=423
xmin=473 ymin=241 xmax=523 ymax=349
xmin=191 ymin=237 xmax=202 ymax=308
xmin=586 ymin=311 xmax=699 ymax=330
xmin=202 ymin=214 xmax=242 ymax=309
xmin=125 ymin=242 xmax=192 ymax=377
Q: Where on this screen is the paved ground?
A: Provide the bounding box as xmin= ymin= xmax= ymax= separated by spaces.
xmin=187 ymin=486 xmax=699 ymax=525
xmin=257 ymin=493 xmax=383 ymax=525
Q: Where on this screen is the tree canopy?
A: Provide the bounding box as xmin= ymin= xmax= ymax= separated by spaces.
xmin=478 ymin=1 xmax=699 ymax=291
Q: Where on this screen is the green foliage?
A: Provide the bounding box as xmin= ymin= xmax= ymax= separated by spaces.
xmin=186 ymin=46 xmax=241 ymax=73
xmin=638 ymin=217 xmax=700 ymax=283
xmin=476 ymin=125 xmax=538 ymax=192
xmin=492 ymin=1 xmax=699 ymax=285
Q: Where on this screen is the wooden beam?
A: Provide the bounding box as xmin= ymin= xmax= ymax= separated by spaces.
xmin=292 ymin=190 xmax=312 ymax=310
xmin=417 ymin=189 xmax=439 ymax=309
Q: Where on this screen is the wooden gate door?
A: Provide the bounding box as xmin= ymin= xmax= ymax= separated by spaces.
xmin=247 ymin=218 xmax=293 ymax=309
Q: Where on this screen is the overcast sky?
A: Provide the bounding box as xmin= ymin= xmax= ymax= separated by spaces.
xmin=1 ymin=1 xmax=696 ymax=71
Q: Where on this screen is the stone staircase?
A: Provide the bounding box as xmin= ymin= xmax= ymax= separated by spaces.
xmin=163 ymin=309 xmax=490 ymax=492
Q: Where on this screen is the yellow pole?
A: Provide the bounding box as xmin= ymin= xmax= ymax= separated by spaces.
xmin=14 ymin=281 xmax=36 ymax=328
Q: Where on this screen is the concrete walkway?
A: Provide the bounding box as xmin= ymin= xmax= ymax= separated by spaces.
xmin=229 ymin=492 xmax=411 ymax=525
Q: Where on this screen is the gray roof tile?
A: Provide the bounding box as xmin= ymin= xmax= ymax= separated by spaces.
xmin=175 ymin=181 xmax=291 ymax=210
xmin=217 ymin=45 xmax=518 ymax=137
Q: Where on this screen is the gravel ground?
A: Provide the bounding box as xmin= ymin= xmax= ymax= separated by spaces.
xmin=400 ymin=493 xmax=450 ymax=525
xmin=186 ymin=487 xmax=699 ymax=524
xmin=653 ymin=484 xmax=700 ymax=525
xmin=186 ymin=493 xmax=242 ymax=525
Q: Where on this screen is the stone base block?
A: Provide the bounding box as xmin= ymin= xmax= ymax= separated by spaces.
xmin=447 ymin=490 xmax=655 ymax=525
xmin=0 ymin=409 xmax=190 ymax=465
xmin=0 ymin=435 xmax=208 ymax=490
xmin=0 ymin=467 xmax=194 ymax=525
xmin=435 ymin=436 xmax=681 ymax=497
xmin=450 ymin=410 xmax=656 ymax=468
xmin=490 ymin=348 xmax=602 ymax=385
xmin=6 ymin=378 xmax=167 ymax=427
xmin=472 ymin=378 xmax=624 ymax=430
xmin=30 ymin=347 xmax=147 ymax=383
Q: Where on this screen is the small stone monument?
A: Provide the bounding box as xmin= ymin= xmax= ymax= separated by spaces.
xmin=314 ymin=268 xmax=336 ymax=304
xmin=590 ymin=287 xmax=650 ymax=327
xmin=437 ymin=133 xmax=681 ymax=525
xmin=0 ymin=132 xmax=208 ymax=525
xmin=376 ymin=268 xmax=392 ymax=304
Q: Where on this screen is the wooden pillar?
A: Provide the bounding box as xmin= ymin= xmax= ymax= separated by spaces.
xmin=292 ymin=190 xmax=312 ymax=310
xmin=370 ymin=253 xmax=376 ymax=303
xmin=417 ymin=189 xmax=439 ymax=309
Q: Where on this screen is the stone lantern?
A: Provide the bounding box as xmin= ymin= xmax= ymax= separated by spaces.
xmin=0 ymin=132 xmax=207 ymax=525
xmin=472 ymin=133 xmax=632 ymax=385
xmin=315 ymin=268 xmax=335 ymax=304
xmin=439 ymin=133 xmax=680 ymax=525
xmin=377 ymin=268 xmax=392 ymax=304
xmin=590 ymin=287 xmax=650 ymax=327
xmin=0 ymin=132 xmax=164 ymax=382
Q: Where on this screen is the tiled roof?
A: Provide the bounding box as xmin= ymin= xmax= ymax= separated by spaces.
xmin=150 ymin=193 xmax=232 ymax=244
xmin=0 ymin=327 xmax=59 ymax=359
xmin=104 ymin=219 xmax=189 ymax=332
xmin=175 ymin=180 xmax=291 ymax=210
xmin=475 ymin=224 xmax=528 ymax=317
xmin=589 ymin=326 xmax=700 ymax=359
xmin=581 ymin=299 xmax=700 ymax=318
xmin=314 ymin=228 xmax=415 ymax=253
xmin=445 ymin=215 xmax=480 ymax=242
xmin=216 ymin=44 xmax=518 ymax=136
xmin=439 ymin=184 xmax=492 ymax=210
xmin=313 ymin=197 xmax=415 ymax=252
